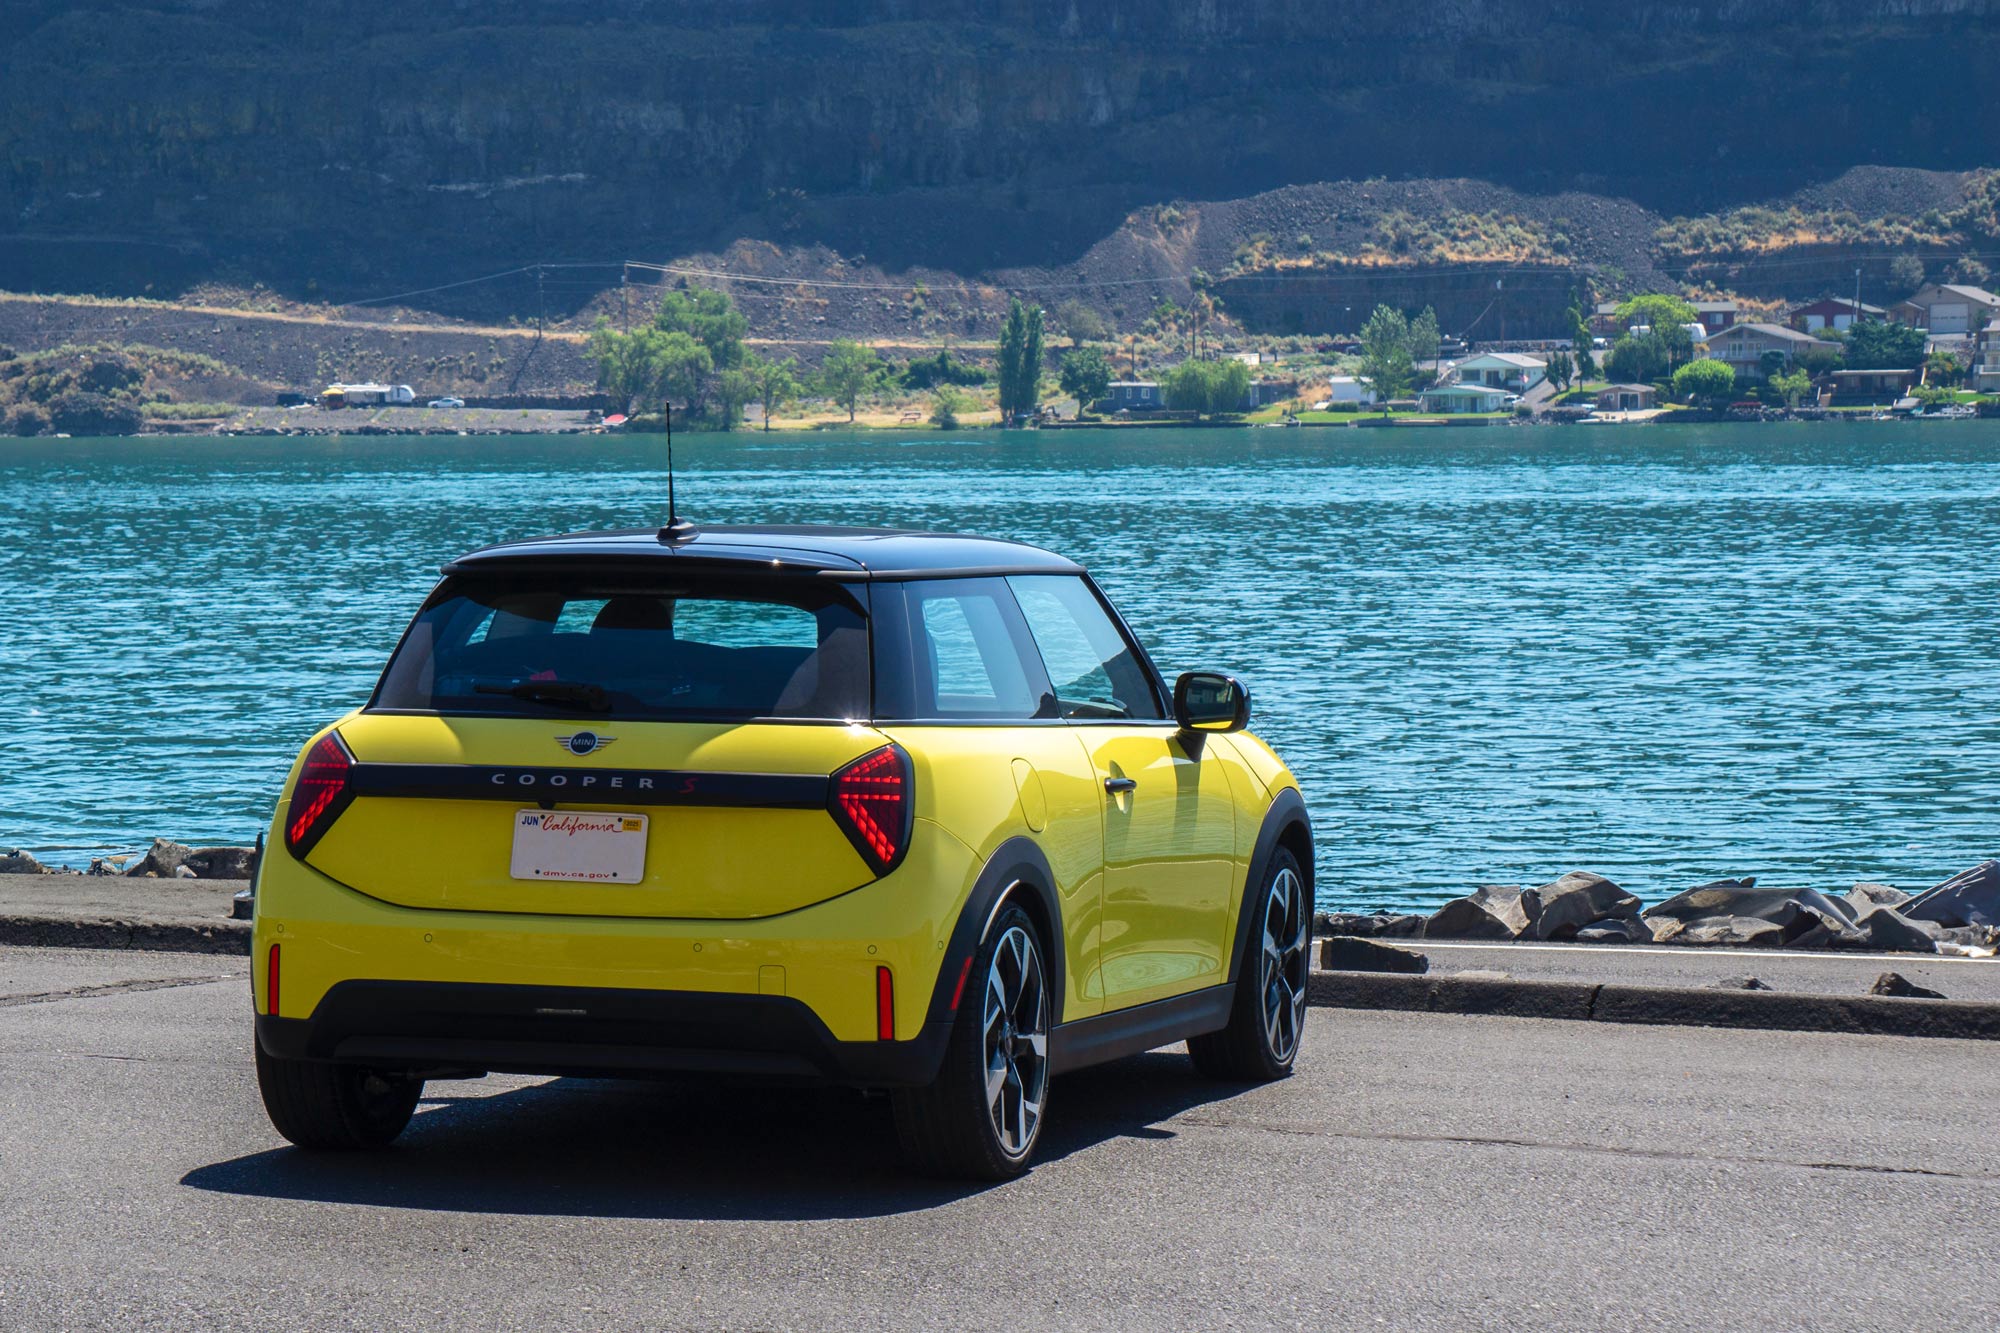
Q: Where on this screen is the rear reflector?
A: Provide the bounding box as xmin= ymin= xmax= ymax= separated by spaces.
xmin=949 ymin=955 xmax=975 ymax=1011
xmin=876 ymin=965 xmax=895 ymax=1041
xmin=828 ymin=744 xmax=913 ymax=875
xmin=266 ymin=943 xmax=280 ymax=1017
xmin=285 ymin=732 xmax=355 ymax=858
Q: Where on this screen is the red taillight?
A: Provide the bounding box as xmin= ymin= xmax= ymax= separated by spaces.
xmin=876 ymin=965 xmax=895 ymax=1041
xmin=266 ymin=943 xmax=281 ymax=1017
xmin=829 ymin=744 xmax=912 ymax=874
xmin=285 ymin=732 xmax=355 ymax=857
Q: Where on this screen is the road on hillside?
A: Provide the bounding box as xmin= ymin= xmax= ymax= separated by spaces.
xmin=2 ymin=944 xmax=1994 ymax=1331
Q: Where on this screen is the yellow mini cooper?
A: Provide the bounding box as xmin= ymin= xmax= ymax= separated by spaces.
xmin=252 ymin=523 xmax=1312 ymax=1178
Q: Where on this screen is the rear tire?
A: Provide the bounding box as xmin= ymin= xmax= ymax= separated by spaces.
xmin=1190 ymin=847 xmax=1310 ymax=1082
xmin=892 ymin=904 xmax=1051 ymax=1180
xmin=256 ymin=1044 xmax=423 ymax=1150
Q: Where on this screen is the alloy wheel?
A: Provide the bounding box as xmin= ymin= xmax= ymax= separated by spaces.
xmin=1260 ymin=867 xmax=1310 ymax=1062
xmin=982 ymin=924 xmax=1049 ymax=1158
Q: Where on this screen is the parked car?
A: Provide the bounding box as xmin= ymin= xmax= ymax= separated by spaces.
xmin=428 ymin=397 xmax=465 ymax=409
xmin=251 ymin=524 xmax=1312 ymax=1178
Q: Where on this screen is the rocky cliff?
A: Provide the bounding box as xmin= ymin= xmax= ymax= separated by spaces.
xmin=4 ymin=1 xmax=1998 ymax=304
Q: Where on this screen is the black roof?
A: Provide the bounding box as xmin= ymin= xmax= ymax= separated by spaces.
xmin=444 ymin=524 xmax=1083 ymax=579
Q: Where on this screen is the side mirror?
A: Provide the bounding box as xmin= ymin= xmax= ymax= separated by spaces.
xmin=1174 ymin=671 xmax=1251 ymax=733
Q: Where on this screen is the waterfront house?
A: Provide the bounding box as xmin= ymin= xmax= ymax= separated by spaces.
xmin=1700 ymin=323 xmax=1832 ymax=379
xmin=1888 ymin=284 xmax=2000 ymax=335
xmin=1453 ymin=352 xmax=1546 ymax=392
xmin=1826 ymin=368 xmax=1920 ymax=403
xmin=1594 ymin=384 xmax=1657 ymax=412
xmin=1788 ymin=297 xmax=1884 ymax=332
xmin=1974 ymin=322 xmax=2000 ymax=393
xmin=1324 ymin=375 xmax=1377 ymax=407
xmin=1107 ymin=380 xmax=1163 ymax=410
xmin=1246 ymin=377 xmax=1300 ymax=409
xmin=1418 ymin=383 xmax=1513 ymax=414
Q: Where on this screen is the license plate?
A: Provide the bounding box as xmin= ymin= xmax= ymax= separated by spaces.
xmin=509 ymin=810 xmax=649 ymax=883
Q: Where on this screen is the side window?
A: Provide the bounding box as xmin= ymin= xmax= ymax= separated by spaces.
xmin=899 ymin=580 xmax=1046 ymax=719
xmin=1008 ymin=575 xmax=1163 ymax=720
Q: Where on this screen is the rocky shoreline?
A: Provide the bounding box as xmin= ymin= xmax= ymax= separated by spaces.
xmin=1321 ymin=861 xmax=2000 ymax=958
xmin=2 ymin=839 xmax=257 ymax=881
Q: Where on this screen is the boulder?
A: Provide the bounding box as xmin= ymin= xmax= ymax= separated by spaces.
xmin=125 ymin=839 xmax=194 ymax=879
xmin=1645 ymin=882 xmax=1871 ymax=948
xmin=1318 ymin=937 xmax=1429 ymax=974
xmin=1869 ymin=971 xmax=1946 ymax=999
xmin=0 ymin=848 xmax=51 ymax=874
xmin=1423 ymin=894 xmax=1519 ymax=941
xmin=1377 ymin=914 xmax=1428 ymax=938
xmin=1846 ymin=908 xmax=1939 ymax=954
xmin=1900 ymin=860 xmax=2000 ymax=929
xmin=1471 ymin=884 xmax=1540 ymax=936
xmin=1846 ymin=882 xmax=1913 ymax=913
xmin=183 ymin=846 xmax=258 ymax=880
xmin=1531 ymin=872 xmax=1641 ymax=941
xmin=1657 ymin=917 xmax=1788 ymax=948
xmin=1573 ymin=916 xmax=1652 ymax=944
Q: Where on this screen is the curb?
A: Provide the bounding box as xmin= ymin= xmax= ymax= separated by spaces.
xmin=0 ymin=915 xmax=251 ymax=956
xmin=1308 ymin=970 xmax=2000 ymax=1041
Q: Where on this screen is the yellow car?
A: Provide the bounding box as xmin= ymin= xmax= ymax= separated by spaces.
xmin=252 ymin=524 xmax=1312 ymax=1178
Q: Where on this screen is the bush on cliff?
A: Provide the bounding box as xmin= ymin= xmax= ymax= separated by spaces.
xmin=49 ymin=392 xmax=142 ymax=435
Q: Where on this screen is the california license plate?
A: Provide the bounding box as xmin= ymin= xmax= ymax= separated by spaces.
xmin=509 ymin=810 xmax=649 ymax=883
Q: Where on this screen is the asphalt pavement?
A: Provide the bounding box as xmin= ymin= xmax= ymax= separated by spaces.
xmin=3 ymin=943 xmax=1996 ymax=1332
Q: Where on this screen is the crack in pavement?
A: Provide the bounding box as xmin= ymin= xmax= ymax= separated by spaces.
xmin=1172 ymin=1115 xmax=1989 ymax=1182
xmin=0 ymin=975 xmax=238 ymax=1009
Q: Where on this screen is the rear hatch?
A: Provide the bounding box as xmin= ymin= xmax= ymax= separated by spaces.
xmin=286 ymin=563 xmax=908 ymax=920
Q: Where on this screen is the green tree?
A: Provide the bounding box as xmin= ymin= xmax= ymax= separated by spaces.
xmin=1889 ymin=254 xmax=1927 ymax=296
xmin=1546 ymin=349 xmax=1574 ymax=392
xmin=715 ymin=363 xmax=760 ymax=430
xmin=1406 ymin=306 xmax=1441 ymax=389
xmin=1769 ymin=368 xmax=1812 ymax=409
xmin=997 ymin=299 xmax=1046 ymax=422
xmin=1357 ymin=304 xmax=1415 ymax=405
xmin=1845 ymin=319 xmax=1926 ymax=368
xmin=654 ymin=286 xmax=749 ymax=370
xmin=1160 ymin=359 xmax=1251 ymax=415
xmin=752 ymin=353 xmax=801 ymax=432
xmin=818 ymin=339 xmax=888 ymax=422
xmin=1758 ymin=349 xmax=1788 ymax=382
xmin=1056 ymin=299 xmax=1108 ymax=346
xmin=1671 ymin=358 xmax=1736 ymax=407
xmin=589 ymin=322 xmax=714 ymax=419
xmin=1924 ymin=350 xmax=1964 ymax=387
xmin=1058 ymin=345 xmax=1112 ymax=411
xmin=929 ymin=384 xmax=965 ymax=430
xmin=1567 ymin=291 xmax=1597 ymax=380
xmin=1613 ymin=293 xmax=1698 ymax=335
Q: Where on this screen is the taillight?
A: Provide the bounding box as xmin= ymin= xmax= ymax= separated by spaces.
xmin=828 ymin=743 xmax=912 ymax=875
xmin=285 ymin=732 xmax=355 ymax=858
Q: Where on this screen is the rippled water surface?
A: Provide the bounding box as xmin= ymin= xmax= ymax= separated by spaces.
xmin=4 ymin=425 xmax=1997 ymax=911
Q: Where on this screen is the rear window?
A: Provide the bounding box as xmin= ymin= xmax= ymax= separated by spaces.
xmin=373 ymin=572 xmax=869 ymax=722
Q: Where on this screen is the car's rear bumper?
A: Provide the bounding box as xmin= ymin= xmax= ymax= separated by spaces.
xmin=256 ymin=979 xmax=954 ymax=1086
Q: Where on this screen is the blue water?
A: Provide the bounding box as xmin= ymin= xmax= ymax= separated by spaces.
xmin=3 ymin=425 xmax=1997 ymax=911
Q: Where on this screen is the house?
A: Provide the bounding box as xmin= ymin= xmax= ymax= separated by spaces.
xmin=1594 ymin=384 xmax=1657 ymax=412
xmin=1245 ymin=377 xmax=1299 ymax=409
xmin=1699 ymin=324 xmax=1832 ymax=379
xmin=1974 ymin=323 xmax=2000 ymax=393
xmin=1418 ymin=383 xmax=1513 ymax=414
xmin=1324 ymin=375 xmax=1377 ymax=406
xmin=1107 ymin=381 xmax=1162 ymax=410
xmin=1888 ymin=284 xmax=2000 ymax=335
xmin=1692 ymin=301 xmax=1739 ymax=336
xmin=1826 ymin=369 xmax=1920 ymax=402
xmin=1453 ymin=352 xmax=1546 ymax=392
xmin=1788 ymin=297 xmax=1884 ymax=333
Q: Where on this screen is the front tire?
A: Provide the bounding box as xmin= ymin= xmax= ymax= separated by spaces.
xmin=256 ymin=1044 xmax=423 ymax=1150
xmin=1190 ymin=847 xmax=1310 ymax=1081
xmin=892 ymin=904 xmax=1051 ymax=1180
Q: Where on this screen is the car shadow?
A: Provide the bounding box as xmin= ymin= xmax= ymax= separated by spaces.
xmin=180 ymin=1050 xmax=1263 ymax=1221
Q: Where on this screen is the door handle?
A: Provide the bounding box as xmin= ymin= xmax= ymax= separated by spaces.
xmin=1103 ymin=777 xmax=1137 ymax=794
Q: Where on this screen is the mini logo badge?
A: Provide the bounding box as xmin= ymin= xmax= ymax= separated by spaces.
xmin=556 ymin=731 xmax=616 ymax=756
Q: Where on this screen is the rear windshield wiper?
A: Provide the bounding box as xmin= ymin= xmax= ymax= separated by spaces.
xmin=474 ymin=679 xmax=611 ymax=711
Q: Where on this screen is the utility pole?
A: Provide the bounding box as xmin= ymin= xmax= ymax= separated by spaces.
xmin=620 ymin=262 xmax=630 ymax=334
xmin=535 ymin=264 xmax=546 ymax=337
xmin=1853 ymin=266 xmax=1863 ymax=329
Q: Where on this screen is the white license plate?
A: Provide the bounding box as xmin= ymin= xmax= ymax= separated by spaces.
xmin=509 ymin=810 xmax=649 ymax=883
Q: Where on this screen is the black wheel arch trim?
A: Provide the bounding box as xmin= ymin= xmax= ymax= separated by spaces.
xmin=924 ymin=836 xmax=1066 ymax=1034
xmin=1227 ymin=787 xmax=1313 ymax=986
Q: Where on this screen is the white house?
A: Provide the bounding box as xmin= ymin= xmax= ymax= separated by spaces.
xmin=1323 ymin=375 xmax=1377 ymax=407
xmin=1453 ymin=352 xmax=1546 ymax=392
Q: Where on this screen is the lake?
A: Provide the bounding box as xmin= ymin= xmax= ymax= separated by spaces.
xmin=3 ymin=424 xmax=1997 ymax=912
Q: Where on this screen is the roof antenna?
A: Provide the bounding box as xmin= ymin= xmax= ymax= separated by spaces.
xmin=658 ymin=399 xmax=696 ymax=544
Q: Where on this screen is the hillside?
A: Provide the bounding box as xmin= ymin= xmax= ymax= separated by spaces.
xmin=5 ymin=0 xmax=1999 ymax=314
